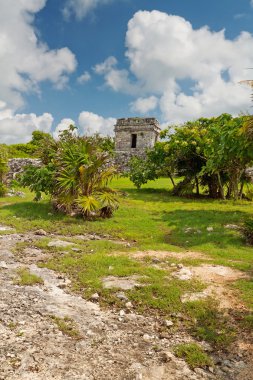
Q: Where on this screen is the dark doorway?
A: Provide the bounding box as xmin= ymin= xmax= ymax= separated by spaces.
xmin=131 ymin=134 xmax=137 ymax=148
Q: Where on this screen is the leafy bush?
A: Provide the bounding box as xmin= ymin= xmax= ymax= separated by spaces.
xmin=20 ymin=127 xmax=119 ymax=219
xmin=128 ymin=114 xmax=253 ymax=200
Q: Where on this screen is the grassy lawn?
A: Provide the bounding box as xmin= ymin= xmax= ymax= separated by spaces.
xmin=1 ymin=176 xmax=253 ymax=351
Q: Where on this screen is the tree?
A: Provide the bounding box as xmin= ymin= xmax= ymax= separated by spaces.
xmin=128 ymin=114 xmax=253 ymax=200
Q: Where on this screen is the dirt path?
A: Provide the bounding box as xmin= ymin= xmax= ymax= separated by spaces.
xmin=0 ymin=230 xmax=252 ymax=380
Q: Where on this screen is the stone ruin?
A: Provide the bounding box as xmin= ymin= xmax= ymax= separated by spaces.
xmin=114 ymin=117 xmax=161 ymax=171
xmin=7 ymin=158 xmax=41 ymax=182
xmin=6 ymin=118 xmax=161 ymax=179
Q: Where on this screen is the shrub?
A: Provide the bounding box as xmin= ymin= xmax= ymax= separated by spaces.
xmin=20 ymin=127 xmax=119 ymax=219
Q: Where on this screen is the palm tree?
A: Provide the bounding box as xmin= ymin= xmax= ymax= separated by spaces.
xmin=54 ymin=136 xmax=119 ymax=219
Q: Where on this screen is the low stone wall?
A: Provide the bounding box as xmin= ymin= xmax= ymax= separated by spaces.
xmin=115 ymin=151 xmax=146 ymax=172
xmin=7 ymin=158 xmax=42 ymax=182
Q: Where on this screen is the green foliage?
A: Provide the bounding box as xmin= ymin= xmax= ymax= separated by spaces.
xmin=19 ymin=164 xmax=55 ymax=201
xmin=128 ymin=156 xmax=156 ymax=189
xmin=19 ymin=126 xmax=119 ymax=219
xmin=129 ymin=114 xmax=253 ymax=200
xmin=0 ymin=145 xmax=9 ymax=196
xmin=174 ymin=343 xmax=213 ymax=369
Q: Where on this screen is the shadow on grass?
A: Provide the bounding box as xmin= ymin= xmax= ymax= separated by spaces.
xmin=1 ymin=201 xmax=66 ymax=221
xmin=121 ymin=187 xmax=197 ymax=203
xmin=161 ymin=209 xmax=248 ymax=249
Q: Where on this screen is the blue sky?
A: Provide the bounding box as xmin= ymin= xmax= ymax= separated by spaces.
xmin=1 ymin=0 xmax=253 ymax=142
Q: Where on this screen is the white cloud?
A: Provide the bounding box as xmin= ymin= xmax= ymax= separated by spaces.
xmin=78 ymin=111 xmax=116 ymax=136
xmin=0 ymin=0 xmax=77 ymax=110
xmin=0 ymin=102 xmax=53 ymax=144
xmin=130 ymin=96 xmax=158 ymax=114
xmin=96 ymin=10 xmax=253 ymax=124
xmin=63 ymin=0 xmax=114 ymax=20
xmin=77 ymin=71 xmax=91 ymax=84
xmin=53 ymin=118 xmax=76 ymax=139
xmin=94 ymin=56 xmax=138 ymax=95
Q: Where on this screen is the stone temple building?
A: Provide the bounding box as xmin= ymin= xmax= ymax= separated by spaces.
xmin=114 ymin=117 xmax=161 ymax=170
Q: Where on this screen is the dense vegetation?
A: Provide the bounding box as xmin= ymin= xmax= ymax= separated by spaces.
xmin=19 ymin=127 xmax=118 ymax=219
xmin=129 ymin=114 xmax=253 ymax=201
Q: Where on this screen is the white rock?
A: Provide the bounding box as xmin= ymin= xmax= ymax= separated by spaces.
xmin=164 ymin=320 xmax=174 ymax=327
xmin=119 ymin=310 xmax=125 ymax=317
xmin=206 ymin=227 xmax=214 ymax=232
xmin=143 ymin=334 xmax=152 ymax=342
xmin=125 ymin=302 xmax=133 ymax=308
xmin=90 ymin=293 xmax=99 ymax=301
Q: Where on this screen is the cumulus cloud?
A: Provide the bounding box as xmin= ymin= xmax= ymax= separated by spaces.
xmin=53 ymin=118 xmax=76 ymax=139
xmin=94 ymin=56 xmax=138 ymax=95
xmin=96 ymin=10 xmax=253 ymax=124
xmin=0 ymin=0 xmax=77 ymax=110
xmin=0 ymin=102 xmax=53 ymax=144
xmin=77 ymin=71 xmax=91 ymax=84
xmin=130 ymin=96 xmax=158 ymax=114
xmin=63 ymin=0 xmax=114 ymax=20
xmin=78 ymin=111 xmax=116 ymax=136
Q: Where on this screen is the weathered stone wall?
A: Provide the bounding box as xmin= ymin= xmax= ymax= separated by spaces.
xmin=114 ymin=117 xmax=160 ymax=171
xmin=7 ymin=158 xmax=42 ymax=182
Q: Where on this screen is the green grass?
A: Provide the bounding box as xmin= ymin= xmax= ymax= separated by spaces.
xmin=174 ymin=343 xmax=213 ymax=369
xmin=41 ymin=244 xmax=204 ymax=313
xmin=16 ymin=267 xmax=44 ymax=286
xmin=1 ymin=177 xmax=253 ymax=350
xmin=50 ymin=316 xmax=81 ymax=339
xmin=234 ymin=279 xmax=253 ymax=309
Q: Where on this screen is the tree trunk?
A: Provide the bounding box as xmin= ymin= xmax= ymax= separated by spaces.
xmin=195 ymin=176 xmax=200 ymax=196
xmin=217 ymin=173 xmax=225 ymax=200
xmin=168 ymin=173 xmax=175 ymax=188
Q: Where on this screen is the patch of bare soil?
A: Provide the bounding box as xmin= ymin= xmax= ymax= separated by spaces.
xmin=188 ymin=265 xmax=248 ymax=310
xmin=125 ymin=250 xmax=210 ymax=261
xmin=175 ymin=264 xmax=247 ymax=311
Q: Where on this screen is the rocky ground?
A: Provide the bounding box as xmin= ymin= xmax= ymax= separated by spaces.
xmin=0 ymin=228 xmax=252 ymax=380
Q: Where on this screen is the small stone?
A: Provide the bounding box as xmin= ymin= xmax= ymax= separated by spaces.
xmin=90 ymin=293 xmax=99 ymax=301
xmin=152 ymin=258 xmax=161 ymax=264
xmin=177 ymin=263 xmax=184 ymax=269
xmin=206 ymin=226 xmax=214 ymax=232
xmin=160 ymin=351 xmax=174 ymax=362
xmin=119 ymin=310 xmax=125 ymax=317
xmin=170 ymin=263 xmax=176 ymax=267
xmin=71 ymin=248 xmax=82 ymax=252
xmin=125 ymin=301 xmax=133 ymax=308
xmin=164 ymin=319 xmax=173 ymax=327
xmin=208 ymin=367 xmax=214 ymax=373
xmin=116 ymin=292 xmax=129 ymax=301
xmin=108 ymin=266 xmax=114 ymax=271
xmin=34 ymin=229 xmax=47 ymax=236
xmin=173 ymin=268 xmax=192 ymax=281
xmin=0 ymin=261 xmax=8 ymax=269
xmin=48 ymin=240 xmax=75 ymax=248
xmin=224 ymin=224 xmax=240 ymax=230
xmin=143 ymin=334 xmax=152 ymax=342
